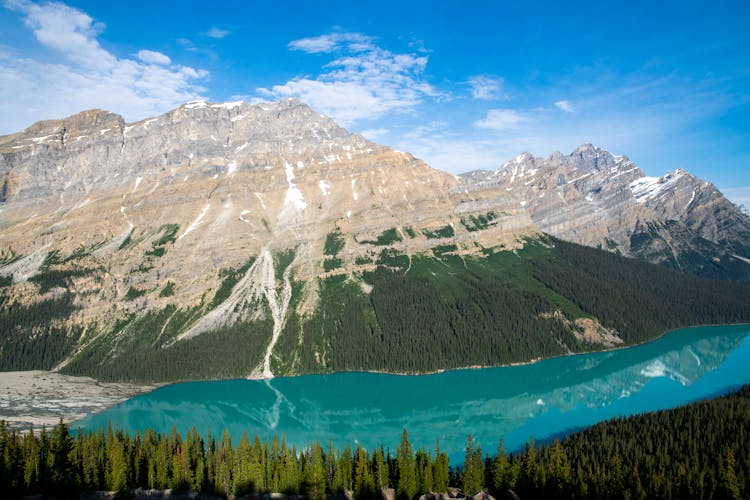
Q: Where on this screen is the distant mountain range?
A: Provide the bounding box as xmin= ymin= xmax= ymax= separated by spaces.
xmin=462 ymin=144 xmax=750 ymax=281
xmin=1 ymin=99 xmax=749 ymax=382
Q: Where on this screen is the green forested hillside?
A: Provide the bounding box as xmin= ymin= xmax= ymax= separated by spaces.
xmin=2 ymin=236 xmax=750 ymax=382
xmin=1 ymin=384 xmax=748 ymax=498
xmin=284 ymin=237 xmax=750 ymax=375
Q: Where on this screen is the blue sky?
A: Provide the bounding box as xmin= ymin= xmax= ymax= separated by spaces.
xmin=1 ymin=0 xmax=749 ymax=207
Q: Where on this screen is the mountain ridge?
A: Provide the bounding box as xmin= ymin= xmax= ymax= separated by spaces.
xmin=1 ymin=99 xmax=749 ymax=382
xmin=461 ymin=143 xmax=750 ymax=280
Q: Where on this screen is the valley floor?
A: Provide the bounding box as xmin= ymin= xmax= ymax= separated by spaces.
xmin=0 ymin=370 xmax=155 ymax=431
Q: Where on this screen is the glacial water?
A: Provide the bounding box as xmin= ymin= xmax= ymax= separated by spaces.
xmin=77 ymin=325 xmax=750 ymax=462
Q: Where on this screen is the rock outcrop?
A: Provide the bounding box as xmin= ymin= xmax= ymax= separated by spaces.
xmin=461 ymin=144 xmax=750 ymax=280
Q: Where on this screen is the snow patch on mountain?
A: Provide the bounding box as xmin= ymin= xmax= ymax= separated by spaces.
xmin=629 ymin=170 xmax=685 ymax=204
xmin=283 ymin=162 xmax=307 ymax=210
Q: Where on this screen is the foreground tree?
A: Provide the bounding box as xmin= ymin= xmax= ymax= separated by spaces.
xmin=397 ymin=429 xmax=416 ymax=500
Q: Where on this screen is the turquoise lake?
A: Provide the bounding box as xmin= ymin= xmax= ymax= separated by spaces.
xmin=78 ymin=324 xmax=750 ymax=462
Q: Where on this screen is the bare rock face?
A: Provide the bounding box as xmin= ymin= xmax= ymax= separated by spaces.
xmin=461 ymin=144 xmax=750 ymax=280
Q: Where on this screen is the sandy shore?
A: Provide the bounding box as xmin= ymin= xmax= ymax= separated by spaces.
xmin=0 ymin=370 xmax=156 ymax=432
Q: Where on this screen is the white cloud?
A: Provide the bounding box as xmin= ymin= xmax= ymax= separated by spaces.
xmin=258 ymin=32 xmax=441 ymax=127
xmin=136 ymin=49 xmax=171 ymax=66
xmin=358 ymin=128 xmax=389 ymax=141
xmin=474 ymin=108 xmax=530 ymax=130
xmin=555 ymin=100 xmax=574 ymax=113
xmin=468 ymin=75 xmax=504 ymax=100
xmin=0 ymin=0 xmax=207 ymax=133
xmin=288 ymin=33 xmax=374 ymax=54
xmin=402 ymin=121 xmax=449 ymax=140
xmin=205 ymin=27 xmax=230 ymax=39
xmin=8 ymin=0 xmax=114 ymax=69
xmin=720 ymin=185 xmax=750 ymax=212
xmin=400 ymin=137 xmax=501 ymax=173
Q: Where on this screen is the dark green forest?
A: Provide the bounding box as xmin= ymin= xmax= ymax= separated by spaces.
xmin=2 ymin=236 xmax=750 ymax=382
xmin=1 ymin=384 xmax=748 ymax=499
xmin=292 ymin=237 xmax=750 ymax=375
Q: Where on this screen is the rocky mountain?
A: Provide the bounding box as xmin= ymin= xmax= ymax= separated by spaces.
xmin=462 ymin=144 xmax=750 ymax=280
xmin=1 ymin=100 xmax=749 ymax=382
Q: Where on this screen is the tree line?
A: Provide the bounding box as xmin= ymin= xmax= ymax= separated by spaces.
xmin=1 ymin=384 xmax=748 ymax=499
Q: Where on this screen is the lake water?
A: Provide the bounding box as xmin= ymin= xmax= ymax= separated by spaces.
xmin=77 ymin=325 xmax=750 ymax=462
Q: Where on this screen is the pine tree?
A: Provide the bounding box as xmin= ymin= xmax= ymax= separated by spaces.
xmin=397 ymin=429 xmax=416 ymax=500
xmin=491 ymin=438 xmax=511 ymax=494
xmin=250 ymin=435 xmax=264 ymax=492
xmin=546 ymin=439 xmax=570 ymax=496
xmin=462 ymin=435 xmax=484 ymax=496
xmin=518 ymin=436 xmax=536 ymax=496
xmin=279 ymin=437 xmax=298 ymax=494
xmin=49 ymin=418 xmax=75 ymax=489
xmin=373 ymin=446 xmax=389 ymax=490
xmin=215 ymin=429 xmax=233 ymax=496
xmin=432 ymin=440 xmax=449 ymax=493
xmin=415 ymin=449 xmax=433 ymax=494
xmin=719 ymin=447 xmax=741 ymax=500
xmin=107 ymin=436 xmax=128 ymax=493
xmin=234 ymin=432 xmax=252 ymax=494
xmin=304 ymin=442 xmax=327 ymax=500
xmin=354 ymin=444 xmax=375 ymax=499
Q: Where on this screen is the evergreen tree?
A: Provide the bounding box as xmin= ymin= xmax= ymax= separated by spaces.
xmin=432 ymin=441 xmax=449 ymax=493
xmin=215 ymin=429 xmax=233 ymax=496
xmin=304 ymin=442 xmax=327 ymax=500
xmin=462 ymin=435 xmax=484 ymax=496
xmin=546 ymin=439 xmax=570 ymax=496
xmin=107 ymin=436 xmax=128 ymax=493
xmin=49 ymin=418 xmax=75 ymax=490
xmin=491 ymin=438 xmax=511 ymax=494
xmin=415 ymin=448 xmax=433 ymax=494
xmin=397 ymin=429 xmax=417 ymax=500
xmin=354 ymin=444 xmax=375 ymax=499
xmin=373 ymin=446 xmax=389 ymax=490
xmin=518 ymin=436 xmax=536 ymax=496
xmin=234 ymin=432 xmax=252 ymax=494
xmin=719 ymin=447 xmax=741 ymax=500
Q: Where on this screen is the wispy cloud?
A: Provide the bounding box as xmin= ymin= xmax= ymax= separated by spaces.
xmin=288 ymin=32 xmax=374 ymax=54
xmin=720 ymin=185 xmax=750 ymax=212
xmin=402 ymin=121 xmax=450 ymax=140
xmin=358 ymin=128 xmax=389 ymax=141
xmin=256 ymin=32 xmax=441 ymax=127
xmin=204 ymin=27 xmax=230 ymax=39
xmin=554 ymin=100 xmax=574 ymax=113
xmin=474 ymin=108 xmax=530 ymax=130
xmin=468 ymin=75 xmax=504 ymax=100
xmin=0 ymin=0 xmax=207 ymax=132
xmin=136 ymin=49 xmax=171 ymax=66
xmin=395 ymin=132 xmax=510 ymax=173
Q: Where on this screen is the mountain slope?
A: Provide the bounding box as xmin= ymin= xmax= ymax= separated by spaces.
xmin=1 ymin=101 xmax=749 ymax=382
xmin=461 ymin=144 xmax=750 ymax=280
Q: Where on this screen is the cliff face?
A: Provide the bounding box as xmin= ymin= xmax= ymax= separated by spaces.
xmin=461 ymin=144 xmax=750 ymax=280
xmin=0 ymin=98 xmax=536 ymax=301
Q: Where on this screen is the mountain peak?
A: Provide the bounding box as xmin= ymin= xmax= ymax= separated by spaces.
xmin=20 ymin=109 xmax=124 ymax=137
xmin=573 ymin=142 xmax=597 ymax=152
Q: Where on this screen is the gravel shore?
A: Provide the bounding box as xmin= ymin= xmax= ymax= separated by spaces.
xmin=0 ymin=370 xmax=155 ymax=431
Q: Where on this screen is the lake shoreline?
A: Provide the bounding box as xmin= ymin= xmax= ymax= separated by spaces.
xmin=73 ymin=323 xmax=750 ymax=464
xmin=247 ymin=321 xmax=750 ymax=380
xmin=0 ymin=370 xmax=159 ymax=432
xmin=2 ymin=322 xmax=748 ymax=433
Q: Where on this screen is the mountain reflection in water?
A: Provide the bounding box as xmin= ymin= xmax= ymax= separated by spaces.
xmin=77 ymin=325 xmax=750 ymax=462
